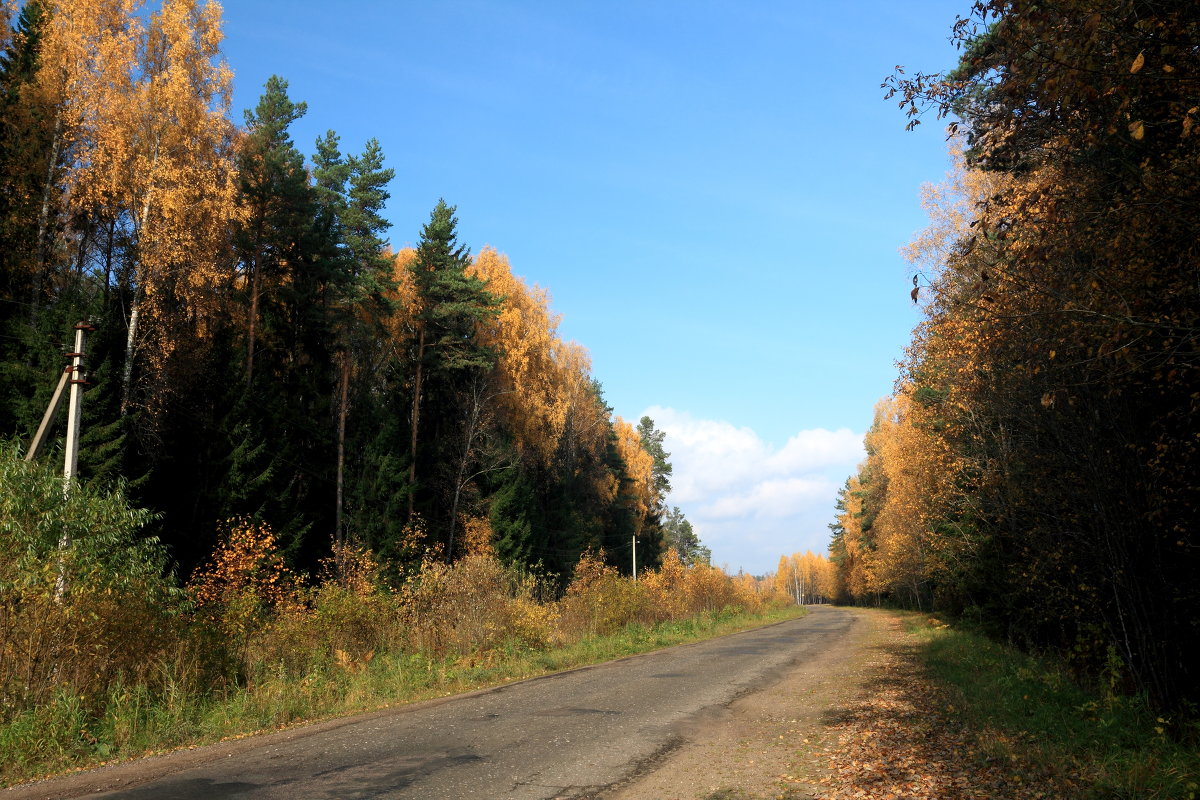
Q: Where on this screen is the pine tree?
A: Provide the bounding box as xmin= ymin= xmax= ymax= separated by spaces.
xmin=0 ymin=0 xmax=69 ymax=440
xmin=663 ymin=506 xmax=708 ymax=565
xmin=236 ymin=74 xmax=310 ymax=386
xmin=636 ymin=415 xmax=672 ymax=501
xmin=343 ymin=139 xmax=394 ymax=300
xmin=197 ymin=79 xmax=334 ymax=568
xmin=331 ymin=137 xmax=394 ymax=544
xmin=0 ymin=0 xmax=53 ymax=316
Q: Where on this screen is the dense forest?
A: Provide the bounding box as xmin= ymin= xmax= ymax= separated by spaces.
xmin=830 ymin=0 xmax=1198 ymax=716
xmin=0 ymin=0 xmax=705 ymax=584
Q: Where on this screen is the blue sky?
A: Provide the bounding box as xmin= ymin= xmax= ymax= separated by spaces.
xmin=220 ymin=1 xmax=966 ymax=575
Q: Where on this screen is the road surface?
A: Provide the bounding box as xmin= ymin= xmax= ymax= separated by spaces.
xmin=8 ymin=606 xmax=857 ymax=800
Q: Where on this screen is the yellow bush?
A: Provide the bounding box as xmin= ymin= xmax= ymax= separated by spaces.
xmin=460 ymin=515 xmax=495 ymax=557
xmin=732 ymin=572 xmax=767 ymax=614
xmin=638 ymin=550 xmax=687 ymax=623
xmin=679 ymin=561 xmax=734 ymax=613
xmin=503 ymin=594 xmax=558 ymax=649
xmin=556 ymin=552 xmax=648 ymax=636
xmin=230 ymin=541 xmax=405 ymax=681
xmin=401 ymin=553 xmax=552 ymax=656
xmin=187 ymin=519 xmax=304 ymax=678
xmin=188 ymin=520 xmax=300 ymax=612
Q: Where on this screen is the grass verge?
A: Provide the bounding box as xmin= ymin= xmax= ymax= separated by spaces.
xmin=1 ymin=604 xmax=806 ymax=788
xmin=906 ymin=614 xmax=1199 ymax=799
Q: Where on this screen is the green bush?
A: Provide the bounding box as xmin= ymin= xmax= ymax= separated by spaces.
xmin=0 ymin=445 xmax=179 ymax=718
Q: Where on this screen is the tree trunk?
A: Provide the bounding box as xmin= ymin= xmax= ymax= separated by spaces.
xmin=407 ymin=325 xmax=426 ymax=522
xmin=335 ymin=351 xmax=350 ymax=544
xmin=120 ymin=296 xmax=140 ymax=416
xmin=245 ymin=219 xmax=265 ymax=384
xmin=120 ymin=138 xmax=159 ymax=416
xmin=246 ymin=245 xmax=263 ymax=384
xmin=72 ymin=219 xmax=88 ymax=277
xmin=102 ymin=219 xmax=115 ymax=303
xmin=447 ymin=374 xmax=485 ymax=561
xmin=447 ymin=478 xmax=463 ymax=561
xmin=30 ymin=116 xmax=63 ymax=325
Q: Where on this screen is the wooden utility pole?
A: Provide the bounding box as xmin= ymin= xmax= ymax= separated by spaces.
xmin=25 ymin=367 xmax=71 ymax=462
xmin=44 ymin=321 xmax=93 ymax=602
xmin=407 ymin=326 xmax=426 ymax=522
xmin=63 ymin=322 xmax=93 ymax=485
xmin=25 ymin=321 xmax=94 ymax=476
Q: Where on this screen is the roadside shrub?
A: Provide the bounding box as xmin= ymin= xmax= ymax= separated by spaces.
xmin=187 ymin=519 xmax=303 ymax=681
xmin=261 ymin=542 xmax=404 ymax=678
xmin=732 ymin=572 xmax=768 ymax=614
xmin=503 ymin=593 xmax=558 ymax=649
xmin=679 ymin=560 xmax=741 ymax=614
xmin=638 ymin=550 xmax=688 ymax=623
xmin=556 ymin=552 xmax=647 ymax=636
xmin=402 ymin=552 xmax=554 ymax=656
xmin=311 ymin=543 xmax=403 ymax=667
xmin=0 ymin=447 xmax=178 ymax=719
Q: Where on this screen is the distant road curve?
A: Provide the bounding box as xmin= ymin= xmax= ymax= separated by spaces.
xmin=8 ymin=606 xmax=856 ymax=800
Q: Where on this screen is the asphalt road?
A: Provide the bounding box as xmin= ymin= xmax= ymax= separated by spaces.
xmin=9 ymin=606 xmax=856 ymax=800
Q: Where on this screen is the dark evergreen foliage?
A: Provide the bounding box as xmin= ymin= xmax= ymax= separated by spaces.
xmin=405 ymin=200 xmax=500 ymax=554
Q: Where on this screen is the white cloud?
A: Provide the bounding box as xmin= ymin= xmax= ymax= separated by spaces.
xmin=766 ymin=428 xmax=865 ymax=474
xmin=700 ymin=477 xmax=834 ymax=520
xmin=642 ymin=405 xmax=864 ymax=575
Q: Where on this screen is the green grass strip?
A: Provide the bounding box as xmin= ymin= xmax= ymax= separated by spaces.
xmin=903 ymin=615 xmax=1200 ymax=799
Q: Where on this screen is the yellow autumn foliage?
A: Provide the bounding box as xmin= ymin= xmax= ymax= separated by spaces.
xmin=469 ymin=247 xmax=571 ymax=463
xmin=774 ymin=550 xmax=836 ymax=604
xmin=614 ymin=415 xmax=656 ymax=531
xmin=38 ymin=0 xmax=240 ymax=416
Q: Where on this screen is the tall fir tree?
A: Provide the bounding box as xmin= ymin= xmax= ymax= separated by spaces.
xmin=405 ymin=199 xmax=499 ymax=555
xmin=0 ymin=0 xmax=70 ymax=441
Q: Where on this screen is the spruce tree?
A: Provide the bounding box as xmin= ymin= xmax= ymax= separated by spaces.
xmin=406 ymin=200 xmax=499 ymax=554
xmin=490 ymin=467 xmax=547 ymax=571
xmin=0 ymin=0 xmax=67 ymax=440
xmin=0 ymin=0 xmax=51 ymax=311
xmin=331 ymin=138 xmax=394 ymax=544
